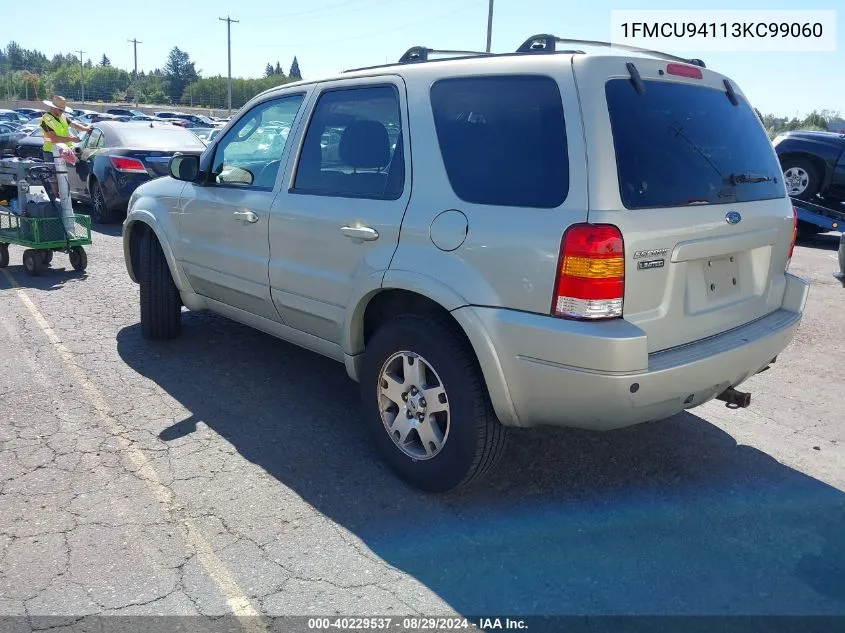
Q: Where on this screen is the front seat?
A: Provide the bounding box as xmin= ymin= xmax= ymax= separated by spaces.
xmin=337 ymin=120 xmax=391 ymax=197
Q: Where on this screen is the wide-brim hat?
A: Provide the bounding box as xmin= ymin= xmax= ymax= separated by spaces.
xmin=43 ymin=96 xmax=73 ymax=113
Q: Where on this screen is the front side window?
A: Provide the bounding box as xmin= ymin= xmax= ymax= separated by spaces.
xmin=430 ymin=75 xmax=569 ymax=209
xmin=292 ymin=85 xmax=404 ymax=200
xmin=211 ymin=94 xmax=305 ymax=190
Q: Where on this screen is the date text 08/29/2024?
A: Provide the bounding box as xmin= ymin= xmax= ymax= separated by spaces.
xmin=306 ymin=617 xmax=529 ymax=631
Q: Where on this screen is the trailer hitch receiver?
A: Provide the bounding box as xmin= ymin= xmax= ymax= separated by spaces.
xmin=716 ymin=387 xmax=751 ymax=409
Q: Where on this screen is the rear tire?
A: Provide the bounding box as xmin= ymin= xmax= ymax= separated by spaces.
xmin=139 ymin=230 xmax=181 ymax=340
xmin=90 ymin=180 xmax=114 ymax=224
xmin=41 ymin=250 xmax=53 ymax=264
xmin=22 ymin=249 xmax=42 ymax=276
xmin=0 ymin=243 xmax=8 ymax=268
xmin=782 ymin=157 xmax=821 ymax=202
xmin=360 ymin=313 xmax=508 ymax=493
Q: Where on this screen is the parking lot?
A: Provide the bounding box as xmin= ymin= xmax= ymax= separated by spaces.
xmin=1 ymin=222 xmax=844 ymax=629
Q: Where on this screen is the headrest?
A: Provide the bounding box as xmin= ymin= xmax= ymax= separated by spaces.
xmin=339 ymin=120 xmax=390 ymax=169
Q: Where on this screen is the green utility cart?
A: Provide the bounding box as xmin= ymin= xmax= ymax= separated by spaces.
xmin=0 ymin=159 xmax=92 ymax=276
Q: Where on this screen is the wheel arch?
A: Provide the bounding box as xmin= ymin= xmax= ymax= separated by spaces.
xmin=123 ymin=213 xmax=190 ymax=294
xmin=345 ymin=278 xmax=521 ymax=427
xmin=344 ymin=271 xmax=471 ymax=360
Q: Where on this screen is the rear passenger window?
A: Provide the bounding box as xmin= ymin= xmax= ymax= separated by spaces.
xmin=87 ymin=129 xmax=103 ymax=148
xmin=430 ymin=75 xmax=568 ymax=208
xmin=292 ymin=85 xmax=404 ymax=200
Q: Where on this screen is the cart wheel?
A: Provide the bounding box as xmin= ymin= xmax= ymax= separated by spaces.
xmin=41 ymin=250 xmax=53 ymax=264
xmin=69 ymin=246 xmax=87 ymax=272
xmin=23 ymin=249 xmax=43 ymax=276
xmin=0 ymin=243 xmax=8 ymax=268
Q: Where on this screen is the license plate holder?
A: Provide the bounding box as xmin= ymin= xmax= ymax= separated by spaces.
xmin=705 ymin=255 xmax=740 ymax=300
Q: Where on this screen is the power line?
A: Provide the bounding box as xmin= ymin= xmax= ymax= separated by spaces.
xmin=263 ymin=0 xmax=389 ymax=19
xmin=219 ymin=15 xmax=239 ymax=114
xmin=266 ymin=0 xmax=400 ymax=24
xmin=241 ymin=1 xmax=484 ymax=49
xmin=128 ymin=39 xmax=142 ymax=107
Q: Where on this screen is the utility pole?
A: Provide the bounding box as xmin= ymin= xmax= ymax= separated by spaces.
xmin=485 ymin=0 xmax=494 ymax=53
xmin=219 ymin=15 xmax=239 ymax=114
xmin=76 ymin=49 xmax=87 ymax=103
xmin=128 ymin=39 xmax=142 ymax=107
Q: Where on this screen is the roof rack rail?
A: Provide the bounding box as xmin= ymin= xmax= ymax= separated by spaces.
xmin=397 ymin=46 xmax=489 ymax=64
xmin=516 ymin=34 xmax=706 ymax=68
xmin=343 ymin=46 xmax=490 ymax=73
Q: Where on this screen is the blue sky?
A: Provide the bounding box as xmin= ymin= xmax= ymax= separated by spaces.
xmin=6 ymin=0 xmax=842 ymax=117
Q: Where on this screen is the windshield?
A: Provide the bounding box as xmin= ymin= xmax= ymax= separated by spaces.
xmin=605 ymin=79 xmax=784 ymax=209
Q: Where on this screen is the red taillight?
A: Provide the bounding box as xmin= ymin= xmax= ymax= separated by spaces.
xmin=666 ymin=63 xmax=703 ymax=79
xmin=109 ymin=156 xmax=147 ymax=173
xmin=553 ymin=224 xmax=625 ymax=320
xmin=788 ymin=206 xmax=798 ymax=264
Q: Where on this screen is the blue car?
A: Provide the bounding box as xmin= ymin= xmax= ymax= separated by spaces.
xmin=67 ymin=121 xmax=206 ymax=223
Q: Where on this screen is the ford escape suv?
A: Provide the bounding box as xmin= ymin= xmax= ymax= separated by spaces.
xmin=123 ymin=35 xmax=809 ymax=493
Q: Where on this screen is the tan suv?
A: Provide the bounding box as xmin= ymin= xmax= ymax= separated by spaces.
xmin=123 ymin=36 xmax=809 ymax=492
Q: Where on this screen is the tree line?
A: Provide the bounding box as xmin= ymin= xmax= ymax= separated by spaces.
xmin=0 ymin=41 xmax=303 ymax=110
xmin=756 ymin=109 xmax=844 ymax=139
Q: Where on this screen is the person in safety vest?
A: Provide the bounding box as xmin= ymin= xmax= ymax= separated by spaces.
xmin=40 ymin=96 xmax=93 ymax=196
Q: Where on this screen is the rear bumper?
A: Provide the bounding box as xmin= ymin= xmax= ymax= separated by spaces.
xmin=103 ymin=173 xmax=151 ymax=210
xmin=453 ymin=273 xmax=809 ymax=431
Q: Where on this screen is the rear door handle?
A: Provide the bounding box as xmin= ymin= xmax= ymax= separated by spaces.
xmin=233 ymin=210 xmax=259 ymax=223
xmin=340 ymin=225 xmax=379 ymax=241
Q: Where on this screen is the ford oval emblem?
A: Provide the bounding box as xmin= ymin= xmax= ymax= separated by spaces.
xmin=725 ymin=211 xmax=742 ymax=225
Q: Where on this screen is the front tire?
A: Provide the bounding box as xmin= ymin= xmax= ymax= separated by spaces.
xmin=68 ymin=246 xmax=87 ymax=271
xmin=139 ymin=230 xmax=181 ymax=340
xmin=360 ymin=313 xmax=508 ymax=493
xmin=0 ymin=243 xmax=8 ymax=268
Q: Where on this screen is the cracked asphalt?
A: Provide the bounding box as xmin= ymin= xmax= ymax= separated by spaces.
xmin=0 ymin=221 xmax=844 ymax=632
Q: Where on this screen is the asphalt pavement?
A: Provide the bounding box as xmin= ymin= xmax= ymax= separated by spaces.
xmin=0 ymin=220 xmax=843 ymax=632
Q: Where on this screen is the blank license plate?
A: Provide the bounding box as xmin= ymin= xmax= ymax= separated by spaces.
xmin=705 ymin=255 xmax=740 ymax=300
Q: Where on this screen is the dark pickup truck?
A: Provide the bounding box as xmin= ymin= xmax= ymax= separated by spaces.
xmin=774 ymin=130 xmax=845 ymax=239
xmin=774 ymin=130 xmax=845 ymax=204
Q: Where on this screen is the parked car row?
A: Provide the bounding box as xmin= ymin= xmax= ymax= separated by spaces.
xmin=2 ymin=109 xmax=216 ymax=224
xmin=67 ymin=120 xmax=208 ymax=223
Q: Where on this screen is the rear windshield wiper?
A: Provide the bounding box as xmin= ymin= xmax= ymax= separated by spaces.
xmin=728 ymin=173 xmax=775 ymax=185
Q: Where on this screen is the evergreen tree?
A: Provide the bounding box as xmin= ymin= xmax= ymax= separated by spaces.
xmin=289 ymin=56 xmax=301 ymax=80
xmin=274 ymin=61 xmax=282 ymax=76
xmin=99 ymin=54 xmax=111 ymax=67
xmin=265 ymin=63 xmax=274 ymax=77
xmin=164 ymin=47 xmax=198 ymax=104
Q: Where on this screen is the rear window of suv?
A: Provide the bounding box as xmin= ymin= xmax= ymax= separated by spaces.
xmin=430 ymin=75 xmax=568 ymax=208
xmin=606 ymin=79 xmax=784 ymax=209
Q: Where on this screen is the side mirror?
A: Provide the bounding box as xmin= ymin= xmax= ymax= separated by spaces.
xmin=169 ymin=153 xmax=200 ymax=182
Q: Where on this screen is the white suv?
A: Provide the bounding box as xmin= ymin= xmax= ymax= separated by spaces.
xmin=123 ymin=35 xmax=809 ymax=493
